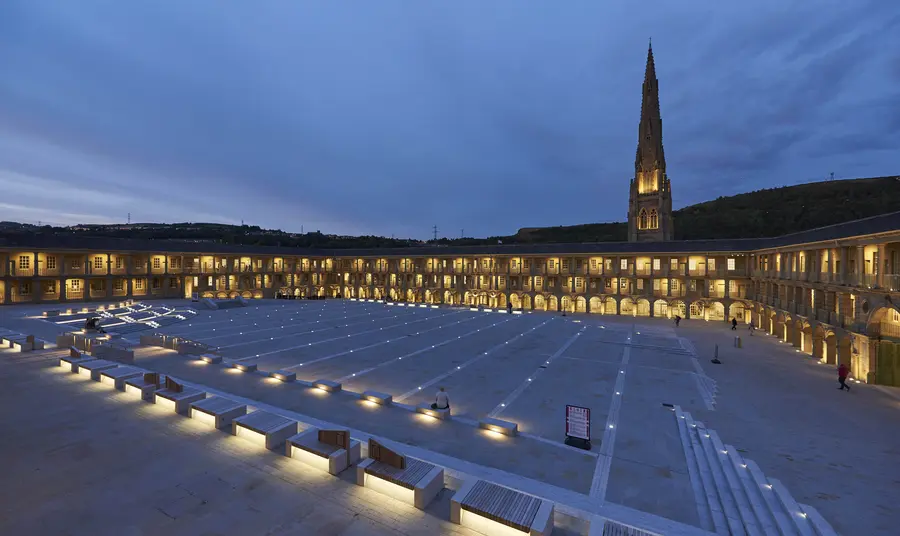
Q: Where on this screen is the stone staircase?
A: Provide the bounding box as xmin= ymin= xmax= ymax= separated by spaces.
xmin=674 ymin=407 xmax=837 ymax=536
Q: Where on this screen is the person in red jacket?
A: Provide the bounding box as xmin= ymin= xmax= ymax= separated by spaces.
xmin=837 ymin=363 xmax=850 ymax=391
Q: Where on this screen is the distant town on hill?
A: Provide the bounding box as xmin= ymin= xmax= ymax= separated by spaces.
xmin=2 ymin=176 xmax=898 ymax=248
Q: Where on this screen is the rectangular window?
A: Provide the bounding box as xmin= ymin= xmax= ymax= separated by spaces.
xmin=71 ymin=260 xmax=80 ymax=270
xmin=152 ymin=278 xmax=161 ymax=289
xmin=94 ymin=256 xmax=104 ymax=269
xmin=708 ymin=259 xmax=716 ymax=271
xmin=652 ymin=258 xmax=661 ymax=271
xmin=115 ymin=257 xmax=123 ymax=269
xmin=47 ymin=256 xmax=57 ymax=270
xmin=153 ymin=258 xmax=161 ymax=269
xmin=727 ymin=258 xmax=736 ymax=271
xmin=637 ymin=279 xmax=644 ymax=290
xmin=562 ymin=260 xmax=569 ymax=271
xmin=620 ymin=259 xmax=628 ymax=270
xmin=670 ymin=258 xmax=678 ymax=270
xmin=575 ymin=277 xmax=583 ymax=287
xmin=523 ymin=260 xmax=530 ymax=270
xmin=590 ymin=259 xmax=597 ymax=270
xmin=620 ymin=279 xmax=628 ymax=290
xmin=548 ymin=260 xmax=555 ymax=269
xmin=135 ymin=279 xmax=143 ymax=290
xmin=653 ymin=279 xmax=661 ymax=290
xmin=21 ymin=282 xmax=31 ymax=294
xmin=170 ymin=279 xmax=178 ymax=288
xmin=18 ymin=255 xmax=30 ymax=270
xmin=688 ymin=259 xmax=697 ymax=271
xmin=605 ymin=279 xmax=612 ymax=289
xmin=70 ymin=280 xmax=80 ymax=291
xmin=114 ymin=280 xmax=124 ymax=291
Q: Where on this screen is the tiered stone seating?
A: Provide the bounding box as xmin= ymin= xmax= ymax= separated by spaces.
xmin=190 ymin=396 xmax=247 ymax=430
xmin=99 ymin=365 xmax=147 ymax=390
xmin=59 ymin=347 xmax=97 ymax=373
xmin=232 ymin=410 xmax=298 ymax=450
xmin=77 ymin=359 xmax=120 ymax=380
xmin=674 ymin=406 xmax=837 ymax=536
xmin=124 ymin=372 xmax=167 ymax=401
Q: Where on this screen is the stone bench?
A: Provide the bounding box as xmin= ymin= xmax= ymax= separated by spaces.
xmin=271 ymin=370 xmax=296 ymax=382
xmin=232 ymin=410 xmax=298 ymax=450
xmin=190 ymin=396 xmax=247 ymax=430
xmin=451 ymin=479 xmax=554 ymax=536
xmin=479 ymin=417 xmax=519 ymax=437
xmin=124 ymin=373 xmax=167 ymax=401
xmin=43 ymin=310 xmax=61 ymax=317
xmin=78 ymin=359 xmax=120 ymax=380
xmin=231 ymin=362 xmax=257 ymax=373
xmin=361 ymin=390 xmax=392 ymax=405
xmin=200 ymin=354 xmax=222 ymax=364
xmin=312 ymin=379 xmax=341 ymax=393
xmin=356 ymin=439 xmax=444 ymax=510
xmin=154 ymin=378 xmax=206 ymax=415
xmin=99 ymin=366 xmax=147 ymax=390
xmin=416 ymin=403 xmax=450 ymax=420
xmin=59 ymin=347 xmax=95 ymax=373
xmin=287 ymin=428 xmax=361 ymax=475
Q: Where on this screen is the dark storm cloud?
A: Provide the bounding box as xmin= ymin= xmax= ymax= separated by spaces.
xmin=0 ymin=1 xmax=897 ymax=238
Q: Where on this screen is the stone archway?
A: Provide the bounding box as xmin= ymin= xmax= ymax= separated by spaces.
xmin=589 ymin=296 xmax=603 ymax=314
xmin=546 ymin=295 xmax=559 ymax=312
xmin=620 ymin=297 xmax=635 ymax=316
xmin=636 ymin=298 xmax=651 ymax=317
xmin=653 ymin=299 xmax=668 ymax=318
xmin=534 ymin=294 xmax=546 ymax=311
xmin=669 ymin=300 xmax=686 ymax=319
xmin=575 ymin=296 xmax=587 ymax=313
xmin=728 ymin=302 xmax=747 ymax=323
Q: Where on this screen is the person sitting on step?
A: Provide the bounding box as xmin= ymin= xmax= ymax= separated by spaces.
xmin=431 ymin=387 xmax=450 ymax=411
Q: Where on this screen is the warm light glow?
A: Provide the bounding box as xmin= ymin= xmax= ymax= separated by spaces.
xmin=190 ymin=408 xmax=218 ymax=428
xmin=310 ymin=387 xmax=329 ymax=396
xmin=234 ymin=423 xmax=268 ymax=448
xmin=225 ymin=367 xmax=243 ymax=374
xmin=415 ymin=413 xmax=439 ymax=425
xmin=288 ymin=444 xmax=332 ymax=473
xmin=361 ymin=400 xmax=379 ymax=409
xmin=154 ymin=395 xmax=178 ymax=413
xmin=364 ymin=473 xmax=416 ymax=505
xmin=459 ymin=508 xmax=527 ymax=536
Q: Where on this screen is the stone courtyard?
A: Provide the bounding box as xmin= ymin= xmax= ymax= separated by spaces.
xmin=2 ymin=299 xmax=898 ymax=535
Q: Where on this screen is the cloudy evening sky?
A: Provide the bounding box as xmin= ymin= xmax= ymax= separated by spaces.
xmin=1 ymin=1 xmax=898 ymax=239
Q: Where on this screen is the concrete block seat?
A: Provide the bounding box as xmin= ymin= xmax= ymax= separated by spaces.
xmin=361 ymin=390 xmax=392 ymax=405
xmin=78 ymin=359 xmax=121 ymax=381
xmin=154 ymin=378 xmax=206 ymax=415
xmin=287 ymin=428 xmax=361 ymax=475
xmin=8 ymin=335 xmax=45 ymax=352
xmin=199 ymin=354 xmax=222 ymax=364
xmin=59 ymin=347 xmax=97 ymax=373
xmin=356 ymin=439 xmax=444 ymax=510
xmin=232 ymin=410 xmax=298 ymax=450
xmin=124 ymin=372 xmax=168 ymax=401
xmin=190 ymin=396 xmax=247 ymax=430
xmin=451 ymin=479 xmax=554 ymax=536
xmin=479 ymin=417 xmax=518 ymax=437
xmin=99 ymin=365 xmax=147 ymax=390
xmin=416 ymin=403 xmax=450 ymax=420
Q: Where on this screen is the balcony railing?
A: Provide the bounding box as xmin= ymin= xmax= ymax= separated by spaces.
xmin=885 ymin=274 xmax=900 ymax=292
xmin=37 ymin=268 xmax=60 ymax=276
xmin=66 ymin=290 xmax=84 ymax=300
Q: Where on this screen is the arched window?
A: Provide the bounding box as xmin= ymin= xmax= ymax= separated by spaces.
xmin=638 ymin=209 xmax=648 ymax=230
xmin=649 ymin=209 xmax=659 ymax=229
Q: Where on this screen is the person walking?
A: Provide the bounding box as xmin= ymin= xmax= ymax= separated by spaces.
xmin=674 ymin=315 xmax=681 ymax=327
xmin=731 ymin=318 xmax=738 ymax=330
xmin=837 ymin=363 xmax=851 ymax=391
xmin=748 ymin=322 xmax=755 ymax=336
xmin=431 ymin=387 xmax=451 ymax=410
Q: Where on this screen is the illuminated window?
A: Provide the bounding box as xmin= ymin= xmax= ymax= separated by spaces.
xmin=689 ymin=259 xmax=697 ymax=271
xmin=562 ymin=260 xmax=569 ymax=271
xmin=620 ymin=259 xmax=628 ymax=270
xmin=47 ymin=257 xmax=57 ymax=270
xmin=94 ymin=256 xmax=104 ymax=269
xmin=727 ymin=258 xmax=736 ymax=271
xmin=670 ymin=258 xmax=678 ymax=270
xmin=590 ymin=259 xmax=597 ymax=270
xmin=114 ymin=280 xmax=124 ymax=291
xmin=135 ymin=279 xmax=143 ymax=290
xmin=653 ymin=259 xmax=661 ymax=271
xmin=70 ymin=280 xmax=80 ymax=291
xmin=649 ymin=209 xmax=658 ymax=229
xmin=115 ymin=257 xmax=123 ymax=269
xmin=18 ymin=256 xmax=30 ymax=270
xmin=638 ymin=209 xmax=648 ymax=230
xmin=153 ymin=258 xmax=161 ymax=269
xmin=549 ymin=260 xmax=555 ymax=269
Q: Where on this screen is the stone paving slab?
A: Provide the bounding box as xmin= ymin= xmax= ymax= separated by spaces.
xmin=278 ymin=316 xmax=495 ymax=381
xmin=133 ymin=348 xmax=599 ymax=494
xmin=0 ymin=359 xmax=483 ymax=536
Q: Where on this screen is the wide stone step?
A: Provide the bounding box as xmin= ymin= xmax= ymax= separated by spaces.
xmin=676 ymin=407 xmax=838 ymax=536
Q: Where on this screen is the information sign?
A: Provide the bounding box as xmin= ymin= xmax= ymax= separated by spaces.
xmin=565 ymin=404 xmax=591 ymax=441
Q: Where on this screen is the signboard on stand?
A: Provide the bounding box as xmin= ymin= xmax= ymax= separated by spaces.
xmin=191 ymin=292 xmax=199 ymax=302
xmin=565 ymin=404 xmax=592 ymax=450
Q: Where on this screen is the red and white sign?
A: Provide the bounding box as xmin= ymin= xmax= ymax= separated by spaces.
xmin=565 ymin=405 xmax=591 ymax=440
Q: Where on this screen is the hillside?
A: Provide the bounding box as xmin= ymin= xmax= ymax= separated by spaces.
xmin=2 ymin=176 xmax=898 ymax=248
xmin=514 ymin=176 xmax=900 ymax=243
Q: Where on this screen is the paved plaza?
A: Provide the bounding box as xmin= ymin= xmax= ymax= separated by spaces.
xmin=3 ymin=299 xmax=899 ymax=535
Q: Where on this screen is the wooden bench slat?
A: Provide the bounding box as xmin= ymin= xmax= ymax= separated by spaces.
xmin=365 ymin=458 xmax=433 ymax=489
xmin=461 ymin=480 xmax=541 ymax=533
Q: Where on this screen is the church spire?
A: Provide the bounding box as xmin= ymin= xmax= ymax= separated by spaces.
xmin=635 ymin=40 xmax=665 ymax=174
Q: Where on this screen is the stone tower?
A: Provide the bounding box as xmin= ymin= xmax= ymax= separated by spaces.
xmin=628 ymin=42 xmax=673 ymax=242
